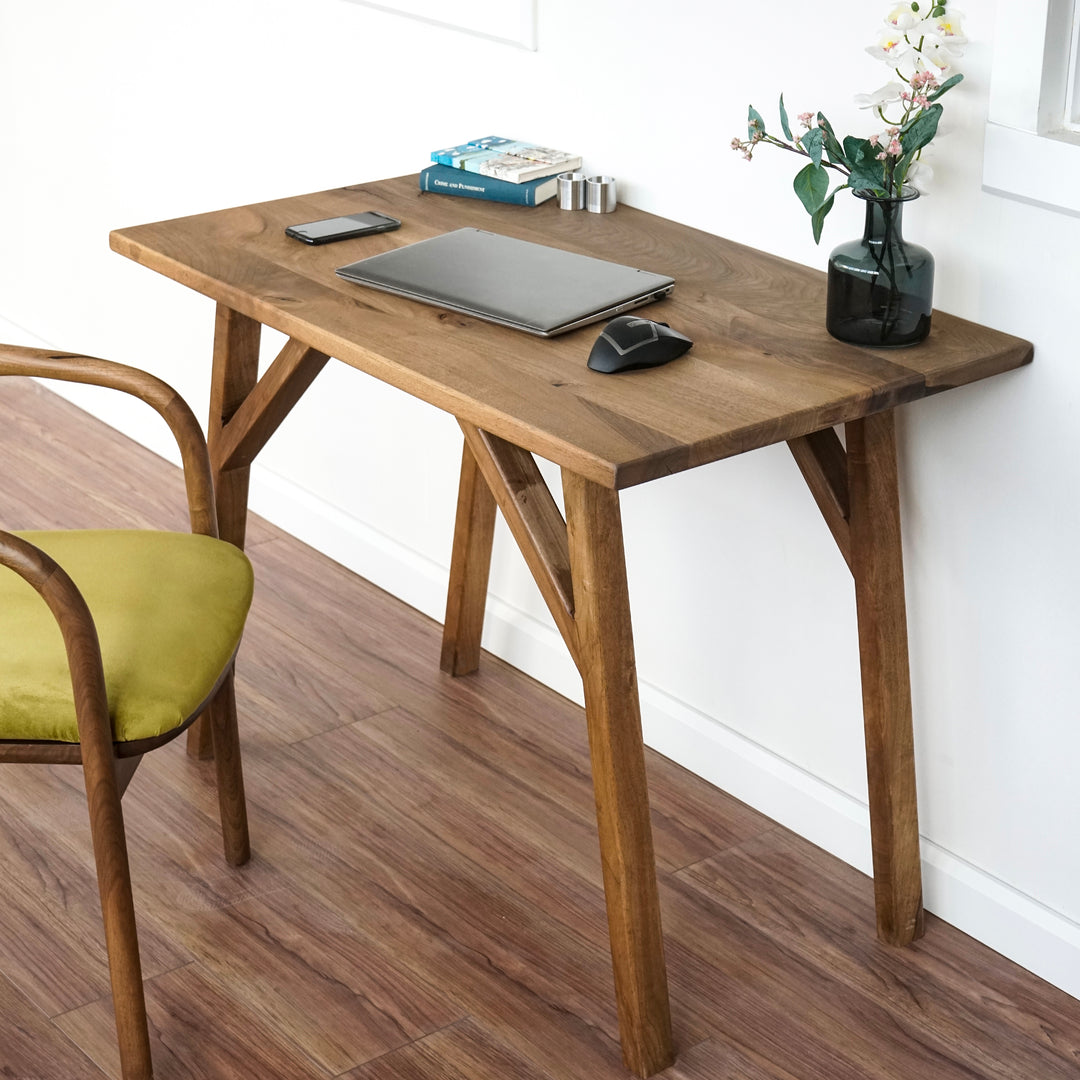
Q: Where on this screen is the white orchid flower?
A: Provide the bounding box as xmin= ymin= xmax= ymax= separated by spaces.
xmin=901 ymin=15 xmax=934 ymax=40
xmin=884 ymin=3 xmax=921 ymax=31
xmin=905 ymin=159 xmax=935 ymax=192
xmin=907 ymin=9 xmax=966 ymax=60
xmin=925 ymin=9 xmax=966 ymax=45
xmin=854 ymin=81 xmax=907 ymax=109
xmin=869 ymin=8 xmax=966 ymax=75
xmin=866 ymin=29 xmax=914 ymax=64
xmin=918 ymin=38 xmax=963 ymax=72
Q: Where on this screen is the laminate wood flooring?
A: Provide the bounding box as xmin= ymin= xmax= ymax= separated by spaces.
xmin=1 ymin=376 xmax=1077 ymax=1079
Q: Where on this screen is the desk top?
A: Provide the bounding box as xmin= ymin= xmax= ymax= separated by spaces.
xmin=111 ymin=175 xmax=1032 ymax=489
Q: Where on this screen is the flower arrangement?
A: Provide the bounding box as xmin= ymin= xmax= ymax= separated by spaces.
xmin=731 ymin=2 xmax=966 ymax=242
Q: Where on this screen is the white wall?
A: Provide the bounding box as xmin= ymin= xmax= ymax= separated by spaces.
xmin=3 ymin=0 xmax=1078 ymax=997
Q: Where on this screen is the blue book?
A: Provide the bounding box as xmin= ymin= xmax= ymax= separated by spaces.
xmin=419 ymin=164 xmax=558 ymax=206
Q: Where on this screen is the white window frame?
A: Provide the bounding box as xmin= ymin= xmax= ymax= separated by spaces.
xmin=983 ymin=0 xmax=1080 ymax=214
xmin=1063 ymin=5 xmax=1080 ymax=128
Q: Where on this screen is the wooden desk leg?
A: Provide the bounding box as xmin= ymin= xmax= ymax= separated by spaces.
xmin=208 ymin=304 xmax=262 ymax=548
xmin=846 ymin=410 xmax=925 ymax=945
xmin=187 ymin=304 xmax=261 ymax=759
xmin=207 ymin=667 xmax=251 ymax=865
xmin=563 ymin=470 xmax=674 ymax=1078
xmin=441 ymin=438 xmax=497 ymax=676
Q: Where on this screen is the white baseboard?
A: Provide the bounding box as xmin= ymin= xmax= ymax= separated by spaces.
xmin=642 ymin=678 xmax=1080 ymax=1000
xmin=249 ymin=463 xmax=1080 ymax=1004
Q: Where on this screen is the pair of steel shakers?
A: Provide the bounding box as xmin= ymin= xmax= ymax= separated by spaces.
xmin=557 ymin=172 xmax=617 ymax=213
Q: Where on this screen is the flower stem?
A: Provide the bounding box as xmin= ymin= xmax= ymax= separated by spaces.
xmin=760 ymin=135 xmax=851 ymax=176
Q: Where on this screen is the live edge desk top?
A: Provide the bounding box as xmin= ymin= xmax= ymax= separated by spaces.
xmin=109 ymin=174 xmax=1031 ymax=491
xmin=110 ymin=175 xmax=1033 ymax=1079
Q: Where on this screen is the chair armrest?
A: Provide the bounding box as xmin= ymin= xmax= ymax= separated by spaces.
xmin=0 ymin=530 xmax=114 ymax=752
xmin=0 ymin=345 xmax=218 ymax=538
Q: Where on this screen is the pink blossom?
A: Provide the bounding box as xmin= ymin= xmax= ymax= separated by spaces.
xmin=869 ymin=134 xmax=880 ymax=147
xmin=798 ymin=111 xmax=814 ymax=128
xmin=887 ymin=137 xmax=902 ymax=156
xmin=876 ymin=150 xmax=888 ymax=160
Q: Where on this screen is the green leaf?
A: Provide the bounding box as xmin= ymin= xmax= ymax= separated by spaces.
xmin=793 ymin=162 xmax=829 ymax=214
xmin=846 ymin=138 xmax=887 ymax=193
xmin=779 ymin=94 xmax=793 ymax=141
xmin=811 ymin=192 xmax=837 ymax=245
xmin=816 ymin=113 xmax=847 ymax=167
xmin=900 ymin=103 xmax=942 ymax=157
xmin=927 ymin=72 xmax=963 ymax=101
xmin=892 ymin=157 xmax=916 ymax=190
xmin=748 ymin=106 xmax=766 ymax=141
xmin=843 ymin=136 xmax=868 ymax=166
xmin=799 ymin=126 xmax=824 ymax=167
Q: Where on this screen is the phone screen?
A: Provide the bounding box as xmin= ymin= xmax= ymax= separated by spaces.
xmin=286 ymin=212 xmax=400 ymax=244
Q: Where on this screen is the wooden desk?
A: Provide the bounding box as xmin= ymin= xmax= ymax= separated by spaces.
xmin=111 ymin=175 xmax=1032 ymax=1077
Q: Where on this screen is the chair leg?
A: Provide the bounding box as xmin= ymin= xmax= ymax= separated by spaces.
xmin=207 ymin=667 xmax=251 ymax=866
xmin=82 ymin=753 xmax=153 ymax=1079
xmin=185 ymin=710 xmax=216 ymax=760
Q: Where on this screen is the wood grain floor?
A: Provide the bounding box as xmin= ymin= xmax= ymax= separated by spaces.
xmin=1 ymin=375 xmax=1078 ymax=1079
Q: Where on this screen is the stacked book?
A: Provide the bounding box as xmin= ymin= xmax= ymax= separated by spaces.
xmin=419 ymin=136 xmax=582 ymax=207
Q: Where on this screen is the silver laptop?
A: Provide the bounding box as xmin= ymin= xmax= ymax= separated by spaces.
xmin=335 ymin=227 xmax=675 ymax=337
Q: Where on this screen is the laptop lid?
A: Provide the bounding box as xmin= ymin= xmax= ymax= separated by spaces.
xmin=335 ymin=227 xmax=675 ymax=337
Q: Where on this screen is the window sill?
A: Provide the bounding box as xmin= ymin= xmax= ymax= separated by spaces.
xmin=982 ymin=122 xmax=1080 ymax=217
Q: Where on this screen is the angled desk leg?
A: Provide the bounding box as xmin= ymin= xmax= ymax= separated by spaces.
xmin=441 ymin=425 xmax=674 ymax=1077
xmin=188 ymin=305 xmax=331 ymax=766
xmin=441 ymin=440 xmax=497 ymax=676
xmin=186 ymin=304 xmax=261 ymax=759
xmin=846 ymin=410 xmax=925 ymax=945
xmin=790 ymin=412 xmax=924 ymax=945
xmin=562 ymin=469 xmax=674 ymax=1078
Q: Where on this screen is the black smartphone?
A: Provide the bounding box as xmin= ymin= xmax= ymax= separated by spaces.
xmin=285 ymin=211 xmax=402 ymax=245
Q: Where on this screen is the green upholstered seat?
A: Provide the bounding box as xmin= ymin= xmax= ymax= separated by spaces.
xmin=0 ymin=530 xmax=253 ymax=744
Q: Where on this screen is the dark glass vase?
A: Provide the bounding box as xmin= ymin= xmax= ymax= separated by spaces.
xmin=826 ymin=187 xmax=934 ymax=348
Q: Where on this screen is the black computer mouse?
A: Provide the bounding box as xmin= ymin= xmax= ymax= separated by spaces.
xmin=587 ymin=316 xmax=693 ymax=374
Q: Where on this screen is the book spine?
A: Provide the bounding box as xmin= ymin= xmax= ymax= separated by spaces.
xmin=419 ymin=166 xmax=540 ymax=206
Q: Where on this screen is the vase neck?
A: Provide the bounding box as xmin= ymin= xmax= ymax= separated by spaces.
xmin=862 ymin=197 xmax=906 ymax=245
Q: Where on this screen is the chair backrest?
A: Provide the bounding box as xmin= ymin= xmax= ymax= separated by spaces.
xmin=0 ymin=345 xmax=252 ymax=1079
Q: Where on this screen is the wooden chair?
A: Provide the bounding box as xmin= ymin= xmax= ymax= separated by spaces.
xmin=0 ymin=345 xmax=253 ymax=1079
